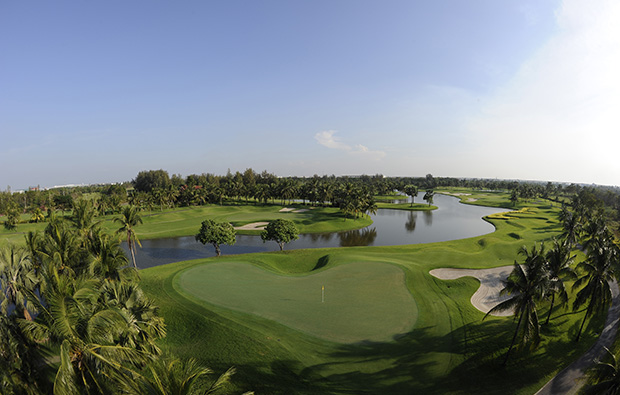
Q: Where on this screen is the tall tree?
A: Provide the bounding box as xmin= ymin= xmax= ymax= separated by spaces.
xmin=485 ymin=245 xmax=549 ymax=366
xmin=543 ymin=238 xmax=576 ymax=324
xmin=573 ymin=231 xmax=619 ymax=342
xmin=115 ymin=206 xmax=143 ymax=269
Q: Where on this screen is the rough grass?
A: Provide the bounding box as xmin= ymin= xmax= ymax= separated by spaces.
xmin=140 ymin=192 xmax=606 ymax=394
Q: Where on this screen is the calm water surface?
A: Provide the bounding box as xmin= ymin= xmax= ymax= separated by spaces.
xmin=129 ymin=194 xmax=510 ymax=269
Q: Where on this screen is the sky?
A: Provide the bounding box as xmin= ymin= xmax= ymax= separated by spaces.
xmin=1 ymin=0 xmax=619 ymax=189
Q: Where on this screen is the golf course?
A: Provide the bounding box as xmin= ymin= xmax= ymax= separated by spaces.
xmin=139 ymin=190 xmax=607 ymax=394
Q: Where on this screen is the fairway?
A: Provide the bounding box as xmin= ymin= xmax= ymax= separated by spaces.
xmin=175 ymin=261 xmax=418 ymax=343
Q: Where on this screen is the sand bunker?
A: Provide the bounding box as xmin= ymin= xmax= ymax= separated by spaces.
xmin=293 ymin=209 xmax=309 ymax=213
xmin=234 ymin=222 xmax=268 ymax=230
xmin=279 ymin=208 xmax=295 ymax=212
xmin=429 ymin=266 xmax=514 ymax=316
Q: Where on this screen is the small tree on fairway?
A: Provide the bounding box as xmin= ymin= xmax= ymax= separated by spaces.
xmin=195 ymin=219 xmax=236 ymax=257
xmin=261 ymin=219 xmax=299 ymax=251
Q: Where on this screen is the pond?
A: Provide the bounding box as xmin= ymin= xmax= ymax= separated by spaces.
xmin=128 ymin=194 xmax=510 ymax=269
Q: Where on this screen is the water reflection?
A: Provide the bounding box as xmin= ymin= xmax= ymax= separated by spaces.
xmin=405 ymin=212 xmax=417 ymax=233
xmin=423 ymin=210 xmax=433 ymax=226
xmin=339 ymin=227 xmax=378 ymax=247
xmin=127 ymin=194 xmax=511 ymax=269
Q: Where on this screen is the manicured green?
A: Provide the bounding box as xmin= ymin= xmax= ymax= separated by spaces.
xmin=140 ymin=191 xmax=607 ymax=394
xmin=176 ymin=261 xmax=417 ymax=343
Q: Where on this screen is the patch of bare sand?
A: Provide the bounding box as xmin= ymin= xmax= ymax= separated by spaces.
xmin=234 ymin=222 xmax=268 ymax=230
xmin=279 ymin=208 xmax=295 ymax=212
xmin=429 ymin=266 xmax=514 ymax=316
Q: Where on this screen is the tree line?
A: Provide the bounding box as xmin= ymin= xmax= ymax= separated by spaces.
xmin=3 ymin=170 xmax=619 ymax=232
xmin=486 ymin=189 xmax=620 ymax=393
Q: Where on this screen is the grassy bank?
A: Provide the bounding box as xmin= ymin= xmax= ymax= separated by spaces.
xmin=0 ymin=202 xmax=375 ymax=247
xmin=140 ymin=191 xmax=604 ymax=394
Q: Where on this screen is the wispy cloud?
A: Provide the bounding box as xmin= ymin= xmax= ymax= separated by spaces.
xmin=315 ymin=130 xmax=385 ymax=160
xmin=465 ymin=0 xmax=620 ymax=184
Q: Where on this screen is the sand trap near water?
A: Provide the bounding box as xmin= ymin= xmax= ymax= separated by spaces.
xmin=234 ymin=222 xmax=268 ymax=230
xmin=430 ymin=266 xmax=514 ymax=316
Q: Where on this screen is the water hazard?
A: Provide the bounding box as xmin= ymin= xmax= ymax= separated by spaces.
xmin=129 ymin=194 xmax=510 ymax=268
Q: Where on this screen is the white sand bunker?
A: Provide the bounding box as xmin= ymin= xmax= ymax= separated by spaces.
xmin=429 ymin=266 xmax=514 ymax=317
xmin=234 ymin=222 xmax=268 ymax=230
xmin=279 ymin=208 xmax=295 ymax=212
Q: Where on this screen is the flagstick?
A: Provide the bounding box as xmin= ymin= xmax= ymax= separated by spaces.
xmin=322 ymin=285 xmax=325 ymax=303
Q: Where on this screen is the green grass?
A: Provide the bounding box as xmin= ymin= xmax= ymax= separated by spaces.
xmin=0 ymin=203 xmax=373 ymax=248
xmin=140 ymin=191 xmax=605 ymax=394
xmin=376 ymin=202 xmax=437 ymax=211
xmin=175 ymin=261 xmax=417 ymax=343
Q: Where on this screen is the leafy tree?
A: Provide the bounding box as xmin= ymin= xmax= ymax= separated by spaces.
xmin=133 ymin=170 xmax=171 ymax=193
xmin=261 ymin=219 xmax=299 ymax=251
xmin=3 ymin=206 xmax=20 ymax=230
xmin=423 ymin=190 xmax=434 ymax=206
xmin=29 ymin=207 xmax=45 ymax=223
xmin=115 ymin=206 xmax=143 ymax=269
xmin=195 ymin=219 xmax=237 ymax=257
xmin=402 ymin=185 xmax=418 ymax=207
xmin=510 ymin=190 xmax=519 ymax=206
xmin=485 ymin=245 xmax=549 ymax=366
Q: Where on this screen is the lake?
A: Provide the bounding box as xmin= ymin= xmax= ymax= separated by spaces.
xmin=128 ymin=194 xmax=510 ymax=269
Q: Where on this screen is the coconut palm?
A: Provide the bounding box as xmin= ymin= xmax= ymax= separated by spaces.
xmin=88 ymin=232 xmax=133 ymax=281
xmin=0 ymin=245 xmax=39 ymax=320
xmin=573 ymin=232 xmax=619 ymax=342
xmin=485 ymin=245 xmax=549 ymax=366
xmin=115 ymin=206 xmax=143 ymax=269
xmin=585 ymin=346 xmax=620 ymax=394
xmin=0 ymin=314 xmax=45 ymax=394
xmin=119 ymin=356 xmax=241 ymax=395
xmin=19 ymin=277 xmax=152 ymax=394
xmin=543 ymin=238 xmax=576 ymax=324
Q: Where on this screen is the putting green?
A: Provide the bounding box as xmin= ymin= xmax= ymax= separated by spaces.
xmin=176 ymin=261 xmax=418 ymax=343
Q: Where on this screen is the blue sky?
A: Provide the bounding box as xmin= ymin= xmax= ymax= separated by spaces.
xmin=2 ymin=0 xmax=619 ymax=189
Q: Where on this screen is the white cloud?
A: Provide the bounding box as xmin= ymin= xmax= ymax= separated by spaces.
xmin=315 ymin=130 xmax=386 ymax=160
xmin=466 ymin=0 xmax=620 ymax=185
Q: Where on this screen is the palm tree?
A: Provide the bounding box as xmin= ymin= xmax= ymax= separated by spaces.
xmin=119 ymin=356 xmax=239 ymax=395
xmin=585 ymin=346 xmax=620 ymax=394
xmin=543 ymin=238 xmax=576 ymax=324
xmin=88 ymin=232 xmax=133 ymax=281
xmin=485 ymin=246 xmax=549 ymax=366
xmin=115 ymin=206 xmax=143 ymax=269
xmin=0 ymin=245 xmax=38 ymax=320
xmin=19 ymin=277 xmax=152 ymax=394
xmin=573 ymin=232 xmax=619 ymax=342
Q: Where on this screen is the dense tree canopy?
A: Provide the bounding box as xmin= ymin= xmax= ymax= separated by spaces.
xmin=195 ymin=219 xmax=237 ymax=257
